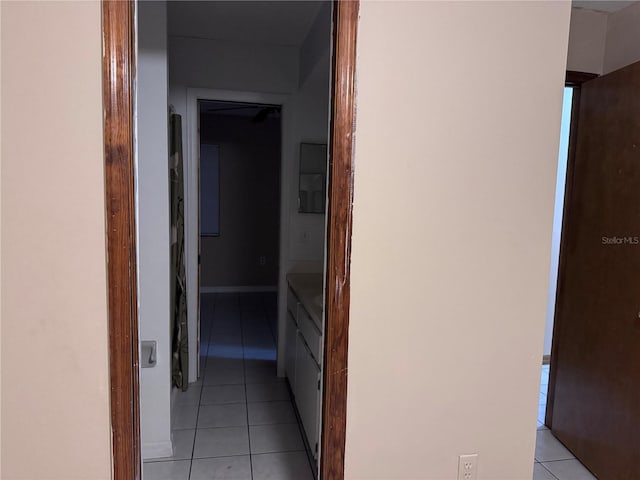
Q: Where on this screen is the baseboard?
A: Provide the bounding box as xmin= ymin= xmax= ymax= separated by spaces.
xmin=542 ymin=355 xmax=551 ymax=365
xmin=200 ymin=285 xmax=278 ymax=293
xmin=142 ymin=438 xmax=174 ymax=460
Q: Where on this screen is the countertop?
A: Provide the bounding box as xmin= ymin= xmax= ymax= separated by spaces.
xmin=286 ymin=273 xmax=323 ymax=331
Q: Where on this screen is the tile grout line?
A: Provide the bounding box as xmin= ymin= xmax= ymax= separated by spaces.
xmin=188 ymin=293 xmax=217 ymax=480
xmin=540 ymin=458 xmax=579 ymax=464
xmin=239 ymin=294 xmax=255 ymax=480
xmin=187 ymin=421 xmax=300 ymax=432
xmin=260 ymin=293 xmax=278 ymax=345
xmin=148 ymin=449 xmax=306 ymax=464
xmin=539 ymin=461 xmax=561 ymax=480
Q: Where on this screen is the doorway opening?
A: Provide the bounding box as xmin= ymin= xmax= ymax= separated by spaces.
xmin=104 ymin=0 xmax=356 ymax=477
xmin=537 ymin=55 xmax=640 ymax=479
xmin=196 ymin=98 xmax=283 ymax=367
xmin=154 ymin=97 xmax=323 ymax=479
xmin=533 ymin=84 xmax=594 ymax=480
xmin=127 ymin=1 xmax=351 ymax=479
xmin=197 ymin=99 xmax=282 ymax=299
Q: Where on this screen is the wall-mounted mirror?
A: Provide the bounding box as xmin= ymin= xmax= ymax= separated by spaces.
xmin=298 ymin=143 xmax=327 ymax=214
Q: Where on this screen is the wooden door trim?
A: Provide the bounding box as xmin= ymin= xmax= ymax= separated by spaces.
xmin=546 ymin=70 xmax=598 ymax=428
xmin=102 ymin=2 xmax=141 ymax=479
xmin=565 ymin=70 xmax=598 ymax=87
xmin=320 ymin=2 xmax=359 ymax=479
xmin=103 ymin=1 xmax=358 ymax=478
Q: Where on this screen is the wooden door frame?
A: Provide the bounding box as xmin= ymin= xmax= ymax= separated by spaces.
xmin=545 ymin=70 xmax=598 ymax=429
xmin=320 ymin=2 xmax=359 ymax=478
xmin=102 ymin=2 xmax=140 ymax=480
xmin=102 ymin=1 xmax=359 ymax=479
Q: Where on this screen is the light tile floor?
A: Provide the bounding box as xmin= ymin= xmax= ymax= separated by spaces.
xmin=144 ymin=293 xmax=314 ymax=480
xmin=534 ymin=365 xmax=597 ymax=480
xmin=145 ymin=295 xmax=599 ymax=480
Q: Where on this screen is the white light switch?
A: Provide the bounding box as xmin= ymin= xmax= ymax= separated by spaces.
xmin=141 ymin=341 xmax=157 ymax=368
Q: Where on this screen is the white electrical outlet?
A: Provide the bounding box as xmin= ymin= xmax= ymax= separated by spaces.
xmin=458 ymin=454 xmax=478 ymax=480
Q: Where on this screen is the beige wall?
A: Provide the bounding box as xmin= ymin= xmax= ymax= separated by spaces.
xmin=567 ymin=7 xmax=607 ymax=74
xmin=566 ymin=3 xmax=640 ymax=76
xmin=603 ymin=1 xmax=640 ymax=74
xmin=1 ymin=2 xmax=112 ymax=479
xmin=137 ymin=0 xmax=173 ymax=459
xmin=199 ymin=115 xmax=281 ymax=288
xmin=346 ymin=2 xmax=570 ymax=478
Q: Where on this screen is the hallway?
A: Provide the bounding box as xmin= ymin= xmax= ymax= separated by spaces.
xmin=144 ymin=293 xmax=314 ymax=480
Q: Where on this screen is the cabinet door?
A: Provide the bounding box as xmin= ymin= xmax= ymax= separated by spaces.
xmin=297 ymin=305 xmax=323 ymax=365
xmin=295 ymin=332 xmax=321 ymax=458
xmin=285 ymin=311 xmax=297 ymax=392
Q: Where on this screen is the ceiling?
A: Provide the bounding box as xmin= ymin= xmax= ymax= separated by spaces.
xmin=167 ymin=1 xmax=324 ymax=47
xmin=572 ymin=0 xmax=637 ymax=12
xmin=168 ymin=1 xmax=636 ymax=46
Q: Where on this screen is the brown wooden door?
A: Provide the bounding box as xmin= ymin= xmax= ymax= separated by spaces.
xmin=548 ymin=60 xmax=640 ymax=480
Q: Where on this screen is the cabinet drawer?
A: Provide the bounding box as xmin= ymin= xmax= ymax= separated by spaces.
xmin=297 ymin=305 xmax=322 ymax=365
xmin=285 ymin=311 xmax=298 ymax=392
xmin=287 ymin=287 xmax=299 ymax=317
